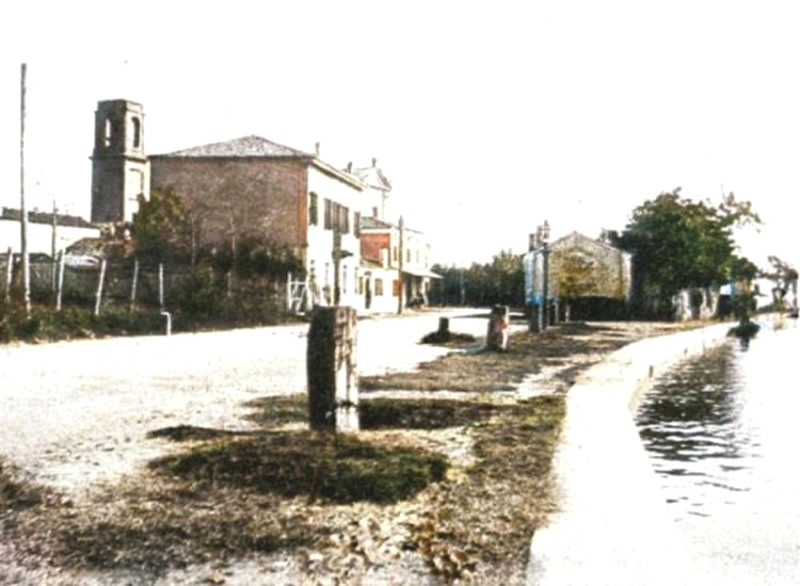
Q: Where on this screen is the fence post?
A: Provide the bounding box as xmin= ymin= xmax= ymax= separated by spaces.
xmin=3 ymin=247 xmax=12 ymax=304
xmin=307 ymin=306 xmax=359 ymax=432
xmin=94 ymin=259 xmax=107 ymax=317
xmin=158 ymin=263 xmax=164 ymax=310
xmin=55 ymin=250 xmax=66 ymax=311
xmin=129 ymin=258 xmax=139 ymax=312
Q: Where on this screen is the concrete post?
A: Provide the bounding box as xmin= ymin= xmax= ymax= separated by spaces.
xmin=307 ymin=306 xmax=359 ymax=432
xmin=487 ymin=304 xmax=510 ymax=351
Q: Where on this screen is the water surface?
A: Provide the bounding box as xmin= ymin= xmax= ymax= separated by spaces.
xmin=637 ymin=319 xmax=800 ymax=584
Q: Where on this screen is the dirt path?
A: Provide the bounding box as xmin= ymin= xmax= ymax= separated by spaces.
xmin=0 ymin=318 xmax=692 ymax=585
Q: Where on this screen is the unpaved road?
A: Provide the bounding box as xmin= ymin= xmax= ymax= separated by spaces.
xmin=0 ymin=309 xmax=516 ymax=498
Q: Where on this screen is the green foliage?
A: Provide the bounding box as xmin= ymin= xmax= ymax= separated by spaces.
xmin=620 ymin=189 xmax=761 ymax=307
xmin=131 ymin=187 xmax=192 ymax=265
xmin=431 ymin=249 xmax=524 ymax=307
xmin=150 ymin=432 xmax=448 ymax=504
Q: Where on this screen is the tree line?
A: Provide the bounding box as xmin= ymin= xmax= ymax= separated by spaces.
xmin=431 ymin=188 xmax=769 ymax=317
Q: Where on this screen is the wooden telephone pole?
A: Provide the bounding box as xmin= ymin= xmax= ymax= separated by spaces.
xmin=397 ymin=216 xmax=404 ymax=314
xmin=19 ymin=63 xmax=31 ymax=315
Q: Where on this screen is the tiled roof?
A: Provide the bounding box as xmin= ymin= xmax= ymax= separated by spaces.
xmin=360 ymin=216 xmax=394 ymax=230
xmin=352 ymin=165 xmax=392 ymax=190
xmin=1 ymin=207 xmax=96 ymax=228
xmin=155 ymin=135 xmax=313 ymax=158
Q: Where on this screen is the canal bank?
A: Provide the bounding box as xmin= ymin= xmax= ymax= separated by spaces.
xmin=527 ymin=321 xmax=733 ymax=585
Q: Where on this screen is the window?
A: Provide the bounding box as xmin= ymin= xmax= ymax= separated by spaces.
xmin=375 ymin=279 xmax=384 ymax=296
xmin=372 ymin=206 xmax=379 ymax=218
xmin=341 ymin=205 xmax=350 ymax=234
xmin=131 ymin=117 xmax=141 ymax=148
xmin=104 ymin=118 xmax=113 ymax=147
xmin=406 ymin=248 xmax=411 ymax=263
xmin=392 ymin=247 xmax=398 ymax=263
xmin=354 ymin=212 xmax=361 ymax=237
xmin=309 ymin=192 xmax=318 ymax=226
xmin=324 ymin=198 xmax=332 ymax=230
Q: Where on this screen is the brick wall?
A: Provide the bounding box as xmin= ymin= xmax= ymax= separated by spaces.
xmin=150 ymin=157 xmax=308 ymax=257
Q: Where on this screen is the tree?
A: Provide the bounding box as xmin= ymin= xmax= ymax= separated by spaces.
xmin=619 ymin=189 xmax=760 ymax=313
xmin=130 ymin=187 xmax=191 ymax=265
xmin=553 ymin=251 xmax=596 ymax=322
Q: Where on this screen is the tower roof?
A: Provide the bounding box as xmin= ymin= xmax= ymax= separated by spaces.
xmin=154 ymin=135 xmax=313 ymax=159
xmin=351 ymin=160 xmax=392 ymax=191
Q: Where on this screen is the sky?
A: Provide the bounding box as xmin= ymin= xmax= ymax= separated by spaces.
xmin=1 ymin=0 xmax=799 ymax=268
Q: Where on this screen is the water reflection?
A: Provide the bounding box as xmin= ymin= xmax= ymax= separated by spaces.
xmin=636 ymin=321 xmax=800 ymax=584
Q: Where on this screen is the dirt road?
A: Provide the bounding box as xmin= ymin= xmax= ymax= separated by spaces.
xmin=0 ymin=309 xmax=507 ymax=498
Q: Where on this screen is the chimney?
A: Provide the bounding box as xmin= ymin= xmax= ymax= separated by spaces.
xmin=371 ymin=157 xmax=377 ymax=167
xmin=346 ymin=161 xmax=353 ymax=173
xmin=315 ymin=142 xmax=320 ymax=157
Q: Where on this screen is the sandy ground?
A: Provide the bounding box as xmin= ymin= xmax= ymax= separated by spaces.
xmin=0 ymin=310 xmax=507 ymax=500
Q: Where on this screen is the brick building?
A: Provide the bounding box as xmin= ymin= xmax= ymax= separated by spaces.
xmin=147 ymin=136 xmax=366 ymax=310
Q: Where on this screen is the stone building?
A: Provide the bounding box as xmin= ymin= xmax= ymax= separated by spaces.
xmin=525 ymin=231 xmax=633 ymax=320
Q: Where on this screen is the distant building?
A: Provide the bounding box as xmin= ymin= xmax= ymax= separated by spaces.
xmin=359 ymin=216 xmax=440 ymax=312
xmin=525 ymin=231 xmax=632 ymax=320
xmin=348 ymin=158 xmax=392 ymax=222
xmin=89 ymin=98 xmax=441 ymax=314
xmin=0 ymin=207 xmax=99 ymax=256
xmin=147 ymin=135 xmax=366 ymax=310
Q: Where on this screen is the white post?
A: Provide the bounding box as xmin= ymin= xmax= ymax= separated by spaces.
xmin=287 ymin=271 xmax=293 ymax=311
xmin=55 ymin=250 xmax=66 ymax=312
xmin=129 ymin=259 xmax=139 ymax=312
xmin=94 ymin=259 xmax=107 ymax=317
xmin=3 ymin=247 xmax=12 ymax=304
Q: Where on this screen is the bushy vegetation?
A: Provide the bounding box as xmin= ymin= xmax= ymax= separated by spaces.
xmin=430 ymin=249 xmax=524 ymax=307
xmin=618 ymin=189 xmax=761 ymax=316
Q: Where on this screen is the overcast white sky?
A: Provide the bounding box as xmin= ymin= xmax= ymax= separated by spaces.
xmin=1 ymin=1 xmax=798 ymax=268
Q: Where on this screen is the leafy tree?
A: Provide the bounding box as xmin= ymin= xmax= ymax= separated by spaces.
xmin=619 ymin=189 xmax=760 ymax=313
xmin=553 ymin=251 xmax=596 ymax=322
xmin=131 ymin=186 xmax=191 ymax=265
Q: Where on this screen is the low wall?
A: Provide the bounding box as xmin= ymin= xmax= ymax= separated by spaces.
xmin=527 ymin=322 xmax=732 ymax=585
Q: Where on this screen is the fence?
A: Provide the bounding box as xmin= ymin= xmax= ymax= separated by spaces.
xmin=1 ymin=254 xmax=285 ymax=317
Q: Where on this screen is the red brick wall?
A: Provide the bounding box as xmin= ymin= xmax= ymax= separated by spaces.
xmin=361 ymin=232 xmax=390 ymax=265
xmin=149 ymin=157 xmax=309 ymax=258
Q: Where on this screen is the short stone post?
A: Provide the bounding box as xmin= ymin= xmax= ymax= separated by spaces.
xmin=487 ymin=304 xmax=510 ymax=351
xmin=438 ymin=317 xmax=450 ymax=336
xmin=307 ymin=306 xmax=359 ymax=432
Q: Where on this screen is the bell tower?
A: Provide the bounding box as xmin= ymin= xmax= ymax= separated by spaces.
xmin=90 ymin=99 xmax=149 ymax=224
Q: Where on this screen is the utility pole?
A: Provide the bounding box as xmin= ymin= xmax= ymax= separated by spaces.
xmin=19 ymin=63 xmax=31 ymax=315
xmin=397 ymin=215 xmax=404 ymax=314
xmin=51 ymin=200 xmax=57 ymax=292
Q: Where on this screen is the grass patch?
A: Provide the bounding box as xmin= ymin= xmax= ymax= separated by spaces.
xmin=0 ymin=459 xmax=45 ymax=510
xmin=149 ymin=431 xmax=448 ymax=505
xmin=360 ymin=398 xmax=501 ymax=430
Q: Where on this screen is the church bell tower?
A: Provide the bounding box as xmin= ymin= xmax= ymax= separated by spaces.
xmin=90 ymin=99 xmax=149 ymax=224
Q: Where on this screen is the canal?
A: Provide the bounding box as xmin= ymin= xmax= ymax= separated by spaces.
xmin=636 ymin=318 xmax=800 ymax=584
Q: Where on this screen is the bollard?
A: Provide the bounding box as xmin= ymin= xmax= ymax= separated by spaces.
xmin=160 ymin=311 xmax=172 ymax=336
xmin=487 ymin=305 xmax=510 ymax=351
xmin=307 ymin=306 xmax=359 ymax=432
